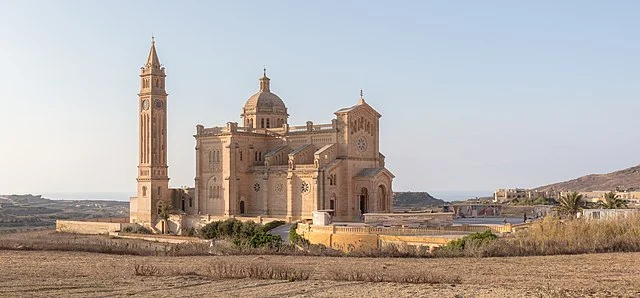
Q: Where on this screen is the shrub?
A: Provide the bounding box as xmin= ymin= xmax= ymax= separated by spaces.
xmin=441 ymin=230 xmax=497 ymax=250
xmin=328 ymin=268 xmax=460 ymax=284
xmin=262 ymin=220 xmax=286 ymax=232
xmin=199 ymin=221 xmax=220 ymax=239
xmin=288 ymin=223 xmax=309 ymax=245
xmin=185 ymin=227 xmax=197 ymax=237
xmin=134 ymin=264 xmax=159 ymax=276
xmin=206 ymin=261 xmax=310 ymax=281
xmin=121 ymin=226 xmax=152 ymax=234
xmin=249 ymin=231 xmax=282 ymax=248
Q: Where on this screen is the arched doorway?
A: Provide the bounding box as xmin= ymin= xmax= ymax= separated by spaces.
xmin=239 ymin=201 xmax=245 ymax=214
xmin=359 ymin=187 xmax=368 ymax=215
xmin=378 ymin=185 xmax=387 ymax=212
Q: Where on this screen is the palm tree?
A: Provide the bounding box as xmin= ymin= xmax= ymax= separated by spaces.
xmin=158 ymin=203 xmax=173 ymax=234
xmin=556 ymin=192 xmax=584 ymax=219
xmin=600 ymin=191 xmax=628 ymax=209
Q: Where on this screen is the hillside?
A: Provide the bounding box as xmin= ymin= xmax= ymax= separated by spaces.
xmin=0 ymin=194 xmax=128 ymax=230
xmin=534 ymin=164 xmax=640 ymax=192
xmin=392 ymin=192 xmax=445 ymax=209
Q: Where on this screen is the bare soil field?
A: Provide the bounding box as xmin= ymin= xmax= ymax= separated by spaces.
xmin=1 ymin=249 xmax=639 ymax=298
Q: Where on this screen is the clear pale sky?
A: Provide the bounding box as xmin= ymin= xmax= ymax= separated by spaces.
xmin=1 ymin=1 xmax=639 ymax=195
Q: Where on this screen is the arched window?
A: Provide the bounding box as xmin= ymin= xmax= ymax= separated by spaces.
xmin=261 ymin=118 xmax=265 ymax=128
xmin=157 ymin=186 xmax=161 ymax=197
xmin=378 ymin=185 xmax=387 ymax=212
xmin=189 ymin=197 xmax=193 ymax=208
xmin=239 ymin=201 xmax=245 ymax=214
xmin=359 ymin=187 xmax=368 ymax=214
xmin=142 ymin=186 xmax=147 ymax=197
xmin=208 ymin=186 xmax=213 ymax=198
xmin=266 ymin=119 xmax=270 ymax=128
xmin=259 ymin=152 xmax=262 ymax=161
xmin=240 ymin=151 xmax=243 ymax=161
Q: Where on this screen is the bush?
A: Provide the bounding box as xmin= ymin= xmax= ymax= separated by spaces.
xmin=206 ymin=261 xmax=310 ymax=281
xmin=441 ymin=230 xmax=497 ymax=250
xmin=289 ymin=223 xmax=309 ymax=246
xmin=121 ymin=226 xmax=152 ymax=234
xmin=185 ymin=227 xmax=197 ymax=237
xmin=262 ymin=220 xmax=286 ymax=232
xmin=249 ymin=231 xmax=283 ymax=248
xmin=198 ymin=218 xmax=284 ymax=249
xmin=134 ymin=264 xmax=159 ymax=276
xmin=199 ymin=221 xmax=220 ymax=239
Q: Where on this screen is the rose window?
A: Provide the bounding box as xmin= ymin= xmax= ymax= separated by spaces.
xmin=301 ymin=181 xmax=310 ymax=193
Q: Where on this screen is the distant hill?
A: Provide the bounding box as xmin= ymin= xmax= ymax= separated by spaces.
xmin=0 ymin=194 xmax=128 ymax=230
xmin=534 ymin=164 xmax=640 ymax=192
xmin=393 ymin=192 xmax=446 ymax=209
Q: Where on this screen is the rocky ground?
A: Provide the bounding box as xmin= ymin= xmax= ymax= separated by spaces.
xmin=1 ymin=249 xmax=639 ymax=297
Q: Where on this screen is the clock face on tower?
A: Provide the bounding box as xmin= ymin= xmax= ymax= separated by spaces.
xmin=141 ymin=99 xmax=149 ymax=110
xmin=356 ymin=136 xmax=367 ymax=152
xmin=154 ymin=99 xmax=164 ymax=109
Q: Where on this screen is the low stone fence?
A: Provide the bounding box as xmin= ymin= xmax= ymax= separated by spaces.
xmin=109 ymin=232 xmax=206 ymax=244
xmin=296 ymin=222 xmax=514 ymax=252
xmin=364 ymin=212 xmax=454 ymax=227
xmin=56 ymin=219 xmax=137 ymax=234
xmin=300 ymin=223 xmax=511 ymax=236
xmin=168 ymin=214 xmax=287 ymax=235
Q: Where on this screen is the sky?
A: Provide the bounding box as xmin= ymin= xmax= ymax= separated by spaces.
xmin=1 ymin=1 xmax=639 ymax=197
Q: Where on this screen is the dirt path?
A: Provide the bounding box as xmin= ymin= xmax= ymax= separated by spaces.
xmin=1 ymin=250 xmax=639 ymax=297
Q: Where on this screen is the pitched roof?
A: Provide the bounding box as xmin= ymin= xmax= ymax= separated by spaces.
xmin=355 ymin=168 xmax=385 ymax=177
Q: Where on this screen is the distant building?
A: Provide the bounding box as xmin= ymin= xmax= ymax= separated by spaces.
xmin=582 ymin=209 xmax=637 ymax=220
xmin=451 ymin=204 xmax=502 ymax=218
xmin=493 ymin=188 xmax=557 ymax=203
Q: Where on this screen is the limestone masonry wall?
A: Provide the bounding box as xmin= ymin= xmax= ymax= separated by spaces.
xmin=56 ymin=220 xmax=137 ymax=234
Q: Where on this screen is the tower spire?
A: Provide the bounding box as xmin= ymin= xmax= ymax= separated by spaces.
xmin=259 ymin=68 xmax=270 ymax=92
xmin=145 ymin=37 xmax=161 ymax=71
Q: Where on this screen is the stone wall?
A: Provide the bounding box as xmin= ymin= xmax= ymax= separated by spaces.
xmin=56 ymin=219 xmax=137 ymax=234
xmin=364 ymin=212 xmax=454 ymax=227
xmin=296 ymin=223 xmax=474 ymax=252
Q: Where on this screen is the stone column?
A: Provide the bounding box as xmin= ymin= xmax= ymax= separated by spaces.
xmin=262 ymin=173 xmax=269 ymax=215
xmin=286 ymin=173 xmax=294 ymax=221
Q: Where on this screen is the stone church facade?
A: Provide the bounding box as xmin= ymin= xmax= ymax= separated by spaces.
xmin=130 ymin=40 xmax=394 ymax=228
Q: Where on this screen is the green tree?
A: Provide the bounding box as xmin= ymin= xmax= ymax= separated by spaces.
xmin=158 ymin=203 xmax=173 ymax=234
xmin=556 ymin=192 xmax=584 ymax=219
xmin=600 ymin=192 xmax=628 ymax=209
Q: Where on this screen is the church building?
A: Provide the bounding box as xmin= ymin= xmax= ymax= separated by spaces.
xmin=130 ymin=39 xmax=394 ymax=228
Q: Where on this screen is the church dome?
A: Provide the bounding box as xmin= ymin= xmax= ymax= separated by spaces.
xmin=243 ymin=70 xmax=287 ymax=115
xmin=244 ymin=90 xmax=286 ymax=112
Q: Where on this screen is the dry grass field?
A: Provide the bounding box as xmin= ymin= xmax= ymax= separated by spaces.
xmin=1 ymin=249 xmax=640 ymax=297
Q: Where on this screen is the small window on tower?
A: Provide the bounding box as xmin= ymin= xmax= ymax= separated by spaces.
xmin=142 ymin=186 xmax=147 ymax=197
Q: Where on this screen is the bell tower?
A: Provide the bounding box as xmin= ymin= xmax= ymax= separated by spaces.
xmin=134 ymin=37 xmax=169 ymax=225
